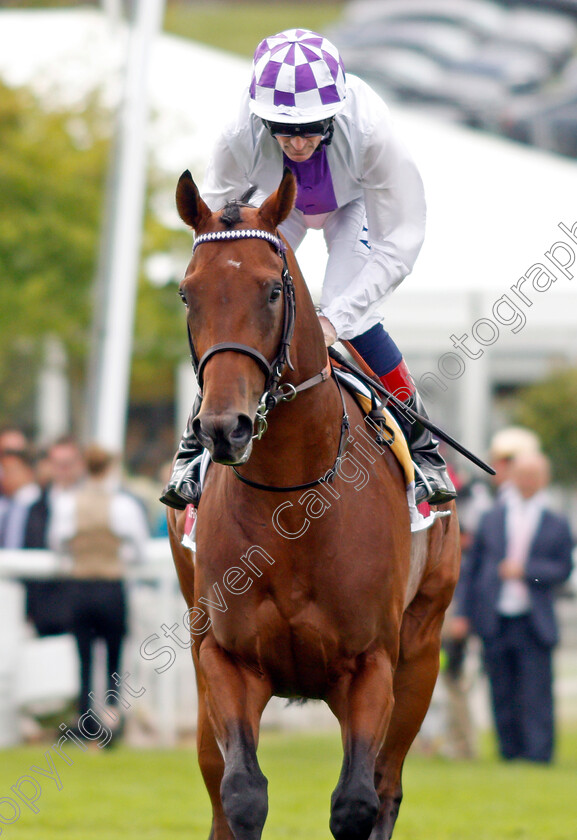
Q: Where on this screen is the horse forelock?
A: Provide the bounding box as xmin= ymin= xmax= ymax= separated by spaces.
xmin=219 ymin=201 xmax=245 ymax=229
xmin=219 ymin=186 xmax=259 ymax=230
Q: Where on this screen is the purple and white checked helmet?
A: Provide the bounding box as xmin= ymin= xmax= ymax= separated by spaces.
xmin=249 ymin=29 xmax=346 ymax=124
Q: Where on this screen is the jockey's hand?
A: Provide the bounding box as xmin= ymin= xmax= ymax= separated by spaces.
xmin=318 ymin=315 xmax=337 ymax=347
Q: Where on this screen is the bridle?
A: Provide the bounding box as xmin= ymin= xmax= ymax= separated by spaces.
xmin=189 ymin=229 xmax=297 ymax=404
xmin=188 ymin=228 xmax=333 ymax=417
xmin=188 ymin=227 xmax=349 ymax=492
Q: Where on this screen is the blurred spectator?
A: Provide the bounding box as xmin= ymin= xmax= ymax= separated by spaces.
xmin=25 ymin=436 xmax=86 ymax=548
xmin=0 ymin=425 xmax=29 ymax=509
xmin=459 ymin=451 xmax=574 ymax=763
xmin=49 ymin=444 xmax=149 ymax=732
xmin=488 ymin=425 xmax=541 ymax=499
xmin=0 ymin=426 xmax=29 ymax=457
xmin=24 ymin=437 xmax=87 ymax=636
xmin=437 ymin=470 xmax=490 ymax=759
xmin=0 ymin=446 xmax=40 ymax=549
xmin=440 ymin=426 xmax=543 ymax=758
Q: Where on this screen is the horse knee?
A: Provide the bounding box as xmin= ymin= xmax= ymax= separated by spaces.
xmin=330 ymin=769 xmax=380 ymax=840
xmin=220 ymin=763 xmax=268 ymax=839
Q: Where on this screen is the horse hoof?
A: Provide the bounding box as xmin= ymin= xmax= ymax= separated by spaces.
xmin=221 ymin=766 xmax=268 ymax=837
xmin=330 ymin=778 xmax=380 ymax=840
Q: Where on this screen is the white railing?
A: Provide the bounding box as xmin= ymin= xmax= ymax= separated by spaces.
xmin=0 ymin=541 xmax=197 ymax=748
xmin=0 ymin=544 xmax=339 ymax=749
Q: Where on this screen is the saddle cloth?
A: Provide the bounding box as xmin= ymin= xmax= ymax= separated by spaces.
xmin=332 ymin=368 xmax=449 ymax=533
xmin=333 ymin=369 xmax=414 ymax=486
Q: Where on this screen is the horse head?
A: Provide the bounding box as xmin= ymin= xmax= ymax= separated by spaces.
xmin=176 ymin=169 xmax=298 ymax=465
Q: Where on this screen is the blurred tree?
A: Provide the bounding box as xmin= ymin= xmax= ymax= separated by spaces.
xmin=0 ymin=1 xmax=96 ymax=7
xmin=514 ymin=367 xmax=577 ymax=485
xmin=0 ymin=82 xmax=109 ymax=424
xmin=0 ymin=80 xmax=188 ymax=431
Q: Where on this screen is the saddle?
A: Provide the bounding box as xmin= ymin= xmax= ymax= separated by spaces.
xmin=333 ymin=367 xmax=414 ymax=487
xmin=332 ymin=366 xmax=450 ymax=533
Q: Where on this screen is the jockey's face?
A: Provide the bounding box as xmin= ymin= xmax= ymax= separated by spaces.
xmin=274 ymin=133 xmax=323 ymax=162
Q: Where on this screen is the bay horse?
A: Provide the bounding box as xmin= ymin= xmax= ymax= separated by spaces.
xmin=167 ymin=169 xmax=460 ymax=840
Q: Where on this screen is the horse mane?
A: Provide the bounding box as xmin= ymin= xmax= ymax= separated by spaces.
xmin=219 ymin=185 xmax=258 ymax=229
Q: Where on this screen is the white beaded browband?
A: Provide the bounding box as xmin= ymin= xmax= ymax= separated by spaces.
xmin=192 ymin=228 xmax=285 ymax=255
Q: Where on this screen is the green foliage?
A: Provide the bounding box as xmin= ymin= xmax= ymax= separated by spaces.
xmin=0 ymin=1 xmax=84 ymax=7
xmin=514 ymin=368 xmax=577 ymax=485
xmin=0 ymin=81 xmax=110 ymax=424
xmin=164 ymin=1 xmax=345 ymax=57
xmin=0 ymin=79 xmax=190 ymax=427
xmin=131 ymin=236 xmax=189 ymax=402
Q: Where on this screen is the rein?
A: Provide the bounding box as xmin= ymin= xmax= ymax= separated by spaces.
xmin=190 ymin=227 xmax=349 ymax=493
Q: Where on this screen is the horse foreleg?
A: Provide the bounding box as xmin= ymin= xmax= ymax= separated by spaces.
xmin=370 ymin=602 xmax=446 ymax=839
xmin=198 ymin=640 xmax=272 ymax=840
xmin=371 ymin=519 xmax=460 ymax=839
xmin=194 ymin=669 xmax=233 ymax=840
xmin=327 ymin=651 xmax=395 ymax=840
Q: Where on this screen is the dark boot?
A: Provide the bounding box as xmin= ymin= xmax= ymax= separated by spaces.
xmin=378 ymin=360 xmax=456 ymax=505
xmin=160 ymin=398 xmax=204 ymax=510
xmin=393 ymin=389 xmax=457 ymax=505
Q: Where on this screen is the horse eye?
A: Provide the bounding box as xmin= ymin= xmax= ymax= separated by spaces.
xmin=178 ymin=290 xmax=188 ymax=307
xmin=269 ymin=286 xmax=282 ymax=303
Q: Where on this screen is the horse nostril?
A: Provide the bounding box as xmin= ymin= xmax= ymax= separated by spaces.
xmin=192 ymin=417 xmax=211 ymax=448
xmin=192 ymin=413 xmax=253 ymax=453
xmin=229 ymin=414 xmax=253 ymax=448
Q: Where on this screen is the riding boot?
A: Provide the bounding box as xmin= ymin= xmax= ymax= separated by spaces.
xmin=159 ymin=396 xmax=204 ymax=510
xmin=379 ymin=361 xmax=457 ymax=505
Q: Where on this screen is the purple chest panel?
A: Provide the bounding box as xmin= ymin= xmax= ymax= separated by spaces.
xmin=283 ymin=146 xmax=338 ymax=215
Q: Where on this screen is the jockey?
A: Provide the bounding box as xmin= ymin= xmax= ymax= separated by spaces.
xmin=161 ymin=28 xmax=456 ymax=510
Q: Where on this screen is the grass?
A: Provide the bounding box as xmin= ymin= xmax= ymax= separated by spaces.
xmin=1 ymin=729 xmax=577 ymax=839
xmin=163 ymin=1 xmax=346 ymax=57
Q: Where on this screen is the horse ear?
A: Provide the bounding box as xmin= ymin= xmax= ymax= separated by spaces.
xmin=176 ymin=170 xmax=212 ymax=231
xmin=258 ymin=168 xmax=296 ymax=229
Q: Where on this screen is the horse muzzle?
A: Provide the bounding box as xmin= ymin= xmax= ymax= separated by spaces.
xmin=193 ymin=411 xmax=254 ymax=465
